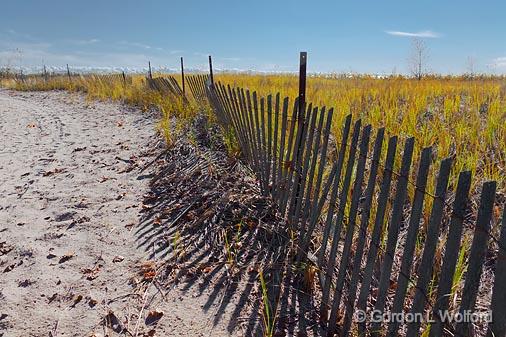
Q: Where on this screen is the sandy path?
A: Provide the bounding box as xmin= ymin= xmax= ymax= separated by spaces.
xmin=0 ymin=89 xmax=156 ymax=336
xmin=0 ymin=89 xmax=251 ymax=337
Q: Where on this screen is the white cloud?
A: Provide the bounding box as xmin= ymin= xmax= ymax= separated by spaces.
xmin=222 ymin=57 xmax=240 ymax=62
xmin=385 ymin=30 xmax=441 ymax=38
xmin=70 ymin=38 xmax=100 ymax=45
xmin=118 ymin=41 xmax=152 ymax=49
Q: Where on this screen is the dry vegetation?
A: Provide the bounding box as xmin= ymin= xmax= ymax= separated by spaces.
xmin=3 ymin=72 xmax=504 ymax=194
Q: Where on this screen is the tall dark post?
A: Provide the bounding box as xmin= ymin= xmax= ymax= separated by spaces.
xmin=66 ymin=64 xmax=71 ymax=81
xmin=181 ymin=56 xmax=185 ymax=94
xmin=292 ymin=52 xmax=307 ymax=220
xmin=298 ymin=52 xmax=307 ymax=120
xmin=208 ymin=55 xmax=214 ymax=85
xmin=122 ymin=71 xmax=126 ymax=86
xmin=148 ymin=61 xmax=153 ymax=79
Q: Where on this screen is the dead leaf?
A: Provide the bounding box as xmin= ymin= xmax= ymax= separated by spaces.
xmin=153 ymin=216 xmax=162 ymax=226
xmin=0 ymin=242 xmax=13 ymax=256
xmin=138 ymin=261 xmax=157 ymax=281
xmin=88 ymin=298 xmax=98 ymax=308
xmin=145 ymin=309 xmax=164 ymax=325
xmin=48 ymin=293 xmax=58 ymax=304
xmin=72 ymin=294 xmax=83 ymax=307
xmin=3 ymin=264 xmax=15 ymax=273
xmin=112 ymin=255 xmax=124 ymax=263
xmin=81 ymin=265 xmax=101 ymax=280
xmin=43 ymin=168 xmax=67 ymax=177
xmin=59 ymin=252 xmax=75 ymax=264
xmin=103 ymin=311 xmax=123 ymax=333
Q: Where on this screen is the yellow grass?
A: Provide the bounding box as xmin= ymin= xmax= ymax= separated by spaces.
xmin=2 ymin=72 xmax=504 ymax=193
xmin=213 ymin=73 xmax=505 ymax=194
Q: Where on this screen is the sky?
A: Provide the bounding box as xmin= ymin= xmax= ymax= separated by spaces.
xmin=0 ymin=0 xmax=505 ymax=74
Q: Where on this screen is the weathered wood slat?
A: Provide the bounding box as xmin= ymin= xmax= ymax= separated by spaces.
xmin=298 ymin=107 xmax=328 ymax=236
xmin=428 ymin=170 xmax=472 ymax=337
xmin=290 ymin=106 xmax=319 ymax=225
xmin=320 ymin=119 xmax=362 ymax=320
xmin=454 ymin=181 xmax=497 ymax=337
xmin=278 ymin=99 xmax=299 ymax=216
xmin=341 ymin=129 xmax=388 ymax=337
xmin=271 ymin=93 xmax=281 ymax=196
xmin=298 ymin=110 xmax=344 ymax=261
xmin=380 ymin=146 xmax=433 ymax=337
xmin=275 ymin=97 xmax=289 ymax=201
xmin=487 ymin=206 xmax=506 ymax=337
xmin=356 ymin=137 xmax=407 ymax=337
xmin=327 ymin=124 xmax=372 ymax=335
xmin=287 ymin=102 xmax=312 ymax=223
xmin=405 ymin=157 xmax=454 ymax=337
xmin=266 ymin=94 xmax=273 ymax=194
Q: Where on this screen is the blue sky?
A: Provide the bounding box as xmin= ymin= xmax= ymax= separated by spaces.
xmin=1 ymin=0 xmax=505 ymax=74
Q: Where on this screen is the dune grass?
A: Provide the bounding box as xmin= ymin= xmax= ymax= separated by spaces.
xmin=2 ymin=72 xmax=504 ymax=194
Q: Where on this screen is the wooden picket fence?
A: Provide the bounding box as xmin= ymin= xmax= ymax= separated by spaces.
xmin=145 ymin=73 xmax=505 ymax=337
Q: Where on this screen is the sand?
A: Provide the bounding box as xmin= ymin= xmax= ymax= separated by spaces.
xmin=0 ymin=90 xmax=244 ymax=337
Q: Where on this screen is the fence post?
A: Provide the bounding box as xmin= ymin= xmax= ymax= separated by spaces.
xmin=292 ymin=51 xmax=307 ymax=218
xmin=43 ymin=64 xmax=48 ymax=82
xmin=181 ymin=56 xmax=186 ymax=95
xmin=148 ymin=61 xmax=153 ymax=79
xmin=66 ymin=64 xmax=71 ymax=82
xmin=208 ymin=55 xmax=214 ymax=85
xmin=122 ymin=71 xmax=126 ymax=86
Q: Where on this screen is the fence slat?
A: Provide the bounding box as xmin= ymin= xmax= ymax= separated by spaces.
xmin=428 ymin=170 xmax=472 ymax=337
xmin=327 ymin=124 xmax=372 ymax=334
xmin=487 ymin=206 xmax=506 ymax=337
xmin=296 ymin=106 xmax=326 ymax=254
xmin=454 ymin=181 xmax=497 ymax=337
xmin=252 ymin=92 xmax=266 ymax=193
xmin=281 ymin=101 xmax=309 ymax=219
xmin=259 ymin=97 xmax=269 ymax=194
xmin=289 ymin=105 xmax=317 ymax=224
xmin=405 ymin=157 xmax=454 ymax=337
xmin=341 ymin=129 xmax=387 ymax=337
xmin=244 ymin=89 xmax=262 ymax=176
xmin=228 ymin=86 xmax=252 ymax=163
xmin=275 ymin=97 xmax=289 ymax=201
xmin=234 ymin=88 xmax=254 ymax=168
xmin=278 ymin=99 xmax=299 ymax=216
xmin=356 ymin=137 xmax=409 ymax=337
xmin=298 ymin=110 xmax=344 ymax=261
xmin=271 ymin=93 xmax=281 ymax=196
xmin=380 ymin=146 xmax=433 ymax=337
xmin=266 ymin=94 xmax=273 ymax=193
xmin=320 ymin=119 xmax=362 ymax=320
xmin=291 ymin=106 xmax=320 ymax=226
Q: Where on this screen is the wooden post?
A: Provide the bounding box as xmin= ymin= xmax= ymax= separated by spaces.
xmin=43 ymin=65 xmax=47 ymax=82
xmin=292 ymin=51 xmax=307 ymax=216
xmin=122 ymin=71 xmax=126 ymax=86
xmin=298 ymin=52 xmax=307 ymax=120
xmin=148 ymin=61 xmax=152 ymax=79
xmin=208 ymin=55 xmax=214 ymax=85
xmin=66 ymin=64 xmax=71 ymax=81
xmin=181 ymin=56 xmax=185 ymax=94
